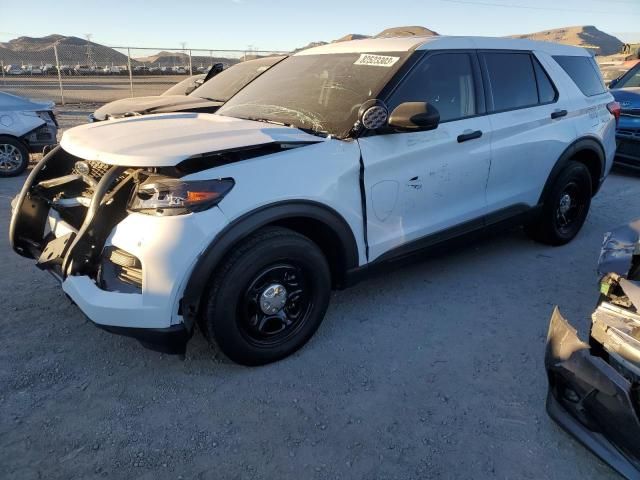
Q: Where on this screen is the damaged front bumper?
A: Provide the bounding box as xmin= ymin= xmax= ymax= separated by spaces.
xmin=546 ymin=219 xmax=640 ymax=479
xmin=9 ymin=147 xmax=227 ymax=353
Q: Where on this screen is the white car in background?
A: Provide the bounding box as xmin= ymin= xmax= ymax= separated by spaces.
xmin=0 ymin=92 xmax=58 ymax=176
xmin=10 ymin=36 xmax=617 ymax=364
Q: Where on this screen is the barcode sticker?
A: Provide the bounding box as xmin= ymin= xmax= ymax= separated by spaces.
xmin=354 ymin=54 xmax=400 ymax=67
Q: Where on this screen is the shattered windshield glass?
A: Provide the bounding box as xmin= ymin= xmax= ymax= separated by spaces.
xmin=216 ymin=52 xmax=410 ymax=137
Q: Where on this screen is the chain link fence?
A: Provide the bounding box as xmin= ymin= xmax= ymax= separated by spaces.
xmin=0 ymin=42 xmax=288 ymax=105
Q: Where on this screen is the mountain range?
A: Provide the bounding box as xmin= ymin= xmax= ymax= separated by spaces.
xmin=0 ymin=26 xmax=626 ymax=67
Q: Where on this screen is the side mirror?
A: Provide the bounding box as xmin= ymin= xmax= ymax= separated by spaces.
xmin=388 ymin=102 xmax=440 ymax=132
xmin=608 ymin=78 xmax=620 ymax=89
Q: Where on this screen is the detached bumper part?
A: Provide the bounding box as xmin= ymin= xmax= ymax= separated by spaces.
xmin=545 ymin=307 xmax=640 ymax=479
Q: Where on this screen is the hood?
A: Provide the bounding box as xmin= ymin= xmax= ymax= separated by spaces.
xmin=611 ymin=87 xmax=640 ymax=109
xmin=60 ymin=113 xmax=323 ymax=167
xmin=0 ymin=91 xmax=54 ymax=112
xmin=92 ymin=95 xmax=223 ymax=120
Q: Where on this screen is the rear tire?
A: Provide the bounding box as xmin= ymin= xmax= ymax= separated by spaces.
xmin=526 ymin=161 xmax=592 ymax=246
xmin=0 ymin=136 xmax=29 ymax=177
xmin=202 ymin=227 xmax=331 ymax=366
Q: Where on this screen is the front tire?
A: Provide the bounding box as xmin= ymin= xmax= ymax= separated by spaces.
xmin=202 ymin=227 xmax=331 ymax=366
xmin=0 ymin=136 xmax=29 ymax=177
xmin=526 ymin=161 xmax=592 ymax=246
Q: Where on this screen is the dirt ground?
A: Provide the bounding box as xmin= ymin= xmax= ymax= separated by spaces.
xmin=0 ymin=109 xmax=633 ymax=479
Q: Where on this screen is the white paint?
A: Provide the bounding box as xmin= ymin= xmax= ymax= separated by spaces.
xmin=60 ymin=113 xmax=321 ymax=166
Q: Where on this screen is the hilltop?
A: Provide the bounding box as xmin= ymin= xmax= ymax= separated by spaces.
xmin=510 ymin=25 xmax=623 ymax=55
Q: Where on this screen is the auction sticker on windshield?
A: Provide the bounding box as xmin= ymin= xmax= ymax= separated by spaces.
xmin=354 ymin=54 xmax=400 ymax=67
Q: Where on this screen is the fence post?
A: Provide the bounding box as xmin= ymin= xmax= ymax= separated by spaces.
xmin=188 ymin=49 xmax=193 ymax=76
xmin=127 ymin=47 xmax=133 ymax=97
xmin=53 ymin=44 xmax=65 ymax=106
xmin=1 ymin=60 xmax=5 ymax=86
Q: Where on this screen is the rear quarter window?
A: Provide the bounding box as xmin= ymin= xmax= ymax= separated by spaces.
xmin=553 ymin=55 xmax=606 ymax=97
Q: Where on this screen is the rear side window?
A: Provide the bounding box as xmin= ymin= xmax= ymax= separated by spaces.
xmin=481 ymin=52 xmax=539 ymax=111
xmin=532 ymin=58 xmax=557 ymax=104
xmin=553 ymin=55 xmax=606 ymax=96
xmin=387 ymin=52 xmax=477 ymax=122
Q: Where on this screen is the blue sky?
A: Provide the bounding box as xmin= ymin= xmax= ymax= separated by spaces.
xmin=2 ymin=0 xmax=639 ymax=50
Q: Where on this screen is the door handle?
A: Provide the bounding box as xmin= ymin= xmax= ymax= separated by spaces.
xmin=551 ymin=109 xmax=568 ymax=119
xmin=457 ymin=130 xmax=482 ymax=143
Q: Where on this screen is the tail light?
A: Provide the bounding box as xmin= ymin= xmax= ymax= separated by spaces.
xmin=607 ymin=101 xmax=621 ymax=127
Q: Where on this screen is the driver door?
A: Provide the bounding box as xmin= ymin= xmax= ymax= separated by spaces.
xmin=358 ymin=51 xmax=492 ymax=261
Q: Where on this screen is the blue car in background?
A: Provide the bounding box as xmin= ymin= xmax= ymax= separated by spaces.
xmin=610 ymin=62 xmax=640 ymax=168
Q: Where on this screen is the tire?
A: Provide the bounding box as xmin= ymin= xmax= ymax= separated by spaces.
xmin=202 ymin=227 xmax=332 ymax=366
xmin=526 ymin=161 xmax=592 ymax=246
xmin=0 ymin=136 xmax=29 ymax=177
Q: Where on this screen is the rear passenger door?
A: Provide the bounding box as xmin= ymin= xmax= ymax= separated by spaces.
xmin=481 ymin=51 xmax=577 ymax=217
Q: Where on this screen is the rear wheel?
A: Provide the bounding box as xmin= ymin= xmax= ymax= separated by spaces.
xmin=526 ymin=161 xmax=592 ymax=246
xmin=0 ymin=136 xmax=29 ymax=177
xmin=202 ymin=227 xmax=331 ymax=366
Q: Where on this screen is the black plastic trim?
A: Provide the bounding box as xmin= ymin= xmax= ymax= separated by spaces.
xmin=537 ymin=136 xmax=606 ymax=203
xmin=93 ymin=322 xmax=191 ymax=355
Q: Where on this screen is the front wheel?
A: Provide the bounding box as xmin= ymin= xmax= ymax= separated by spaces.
xmin=526 ymin=161 xmax=592 ymax=246
xmin=202 ymin=227 xmax=331 ymax=366
xmin=0 ymin=136 xmax=29 ymax=177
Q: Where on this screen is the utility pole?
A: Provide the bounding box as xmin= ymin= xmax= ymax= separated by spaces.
xmin=180 ymin=42 xmax=187 ymax=70
xmin=85 ymin=33 xmax=94 ymax=66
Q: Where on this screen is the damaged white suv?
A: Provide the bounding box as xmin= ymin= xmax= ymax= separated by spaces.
xmin=10 ymin=36 xmax=618 ymax=365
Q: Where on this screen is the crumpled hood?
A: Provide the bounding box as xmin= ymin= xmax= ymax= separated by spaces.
xmin=60 ymin=112 xmax=322 ymax=166
xmin=92 ymin=95 xmax=222 ymax=120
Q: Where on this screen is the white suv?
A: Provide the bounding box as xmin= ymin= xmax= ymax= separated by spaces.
xmin=10 ymin=36 xmax=618 ymax=365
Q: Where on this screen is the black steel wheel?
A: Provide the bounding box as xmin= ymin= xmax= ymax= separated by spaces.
xmin=526 ymin=160 xmax=592 ymax=246
xmin=202 ymin=227 xmax=331 ymax=366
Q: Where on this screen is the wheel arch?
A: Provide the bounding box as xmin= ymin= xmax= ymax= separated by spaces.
xmin=180 ymin=200 xmax=360 ymax=330
xmin=538 ymin=137 xmax=605 ymax=205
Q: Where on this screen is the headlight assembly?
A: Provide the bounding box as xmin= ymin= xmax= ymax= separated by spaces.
xmin=128 ymin=175 xmax=234 ymax=216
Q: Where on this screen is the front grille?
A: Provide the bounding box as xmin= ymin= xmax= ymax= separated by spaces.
xmin=34 ymin=124 xmax=55 ymax=141
xmin=72 ymin=160 xmax=112 ymax=182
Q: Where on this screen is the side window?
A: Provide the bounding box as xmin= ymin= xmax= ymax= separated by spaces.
xmin=482 ymin=52 xmax=538 ymax=111
xmin=552 ymin=55 xmax=606 ymax=96
xmin=532 ymin=57 xmax=557 ymax=104
xmin=387 ymin=53 xmax=476 ymax=123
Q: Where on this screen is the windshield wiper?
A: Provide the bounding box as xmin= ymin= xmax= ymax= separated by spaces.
xmin=240 ymin=116 xmax=328 ymax=138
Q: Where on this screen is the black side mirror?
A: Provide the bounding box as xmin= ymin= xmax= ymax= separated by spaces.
xmin=608 ymin=78 xmax=620 ymax=89
xmin=388 ymin=102 xmax=439 ymax=132
xmin=204 ymin=63 xmax=224 ymax=82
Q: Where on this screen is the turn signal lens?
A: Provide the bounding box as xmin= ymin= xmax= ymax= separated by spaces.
xmin=129 ymin=176 xmax=234 ymax=215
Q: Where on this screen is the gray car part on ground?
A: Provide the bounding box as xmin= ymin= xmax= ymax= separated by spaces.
xmin=546 ymin=219 xmax=640 ymax=479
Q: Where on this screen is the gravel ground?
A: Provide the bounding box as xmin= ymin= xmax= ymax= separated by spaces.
xmin=0 ymin=109 xmax=635 ymax=479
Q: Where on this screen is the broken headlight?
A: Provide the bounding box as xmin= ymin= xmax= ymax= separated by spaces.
xmin=129 ymin=176 xmax=234 ymax=215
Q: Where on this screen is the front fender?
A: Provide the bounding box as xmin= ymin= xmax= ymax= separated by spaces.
xmin=180 ymin=200 xmax=359 ymax=331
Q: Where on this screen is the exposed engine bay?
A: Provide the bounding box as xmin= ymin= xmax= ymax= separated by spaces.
xmin=10 ymin=141 xmax=309 ymax=292
xmin=546 ymin=220 xmax=640 ymax=479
